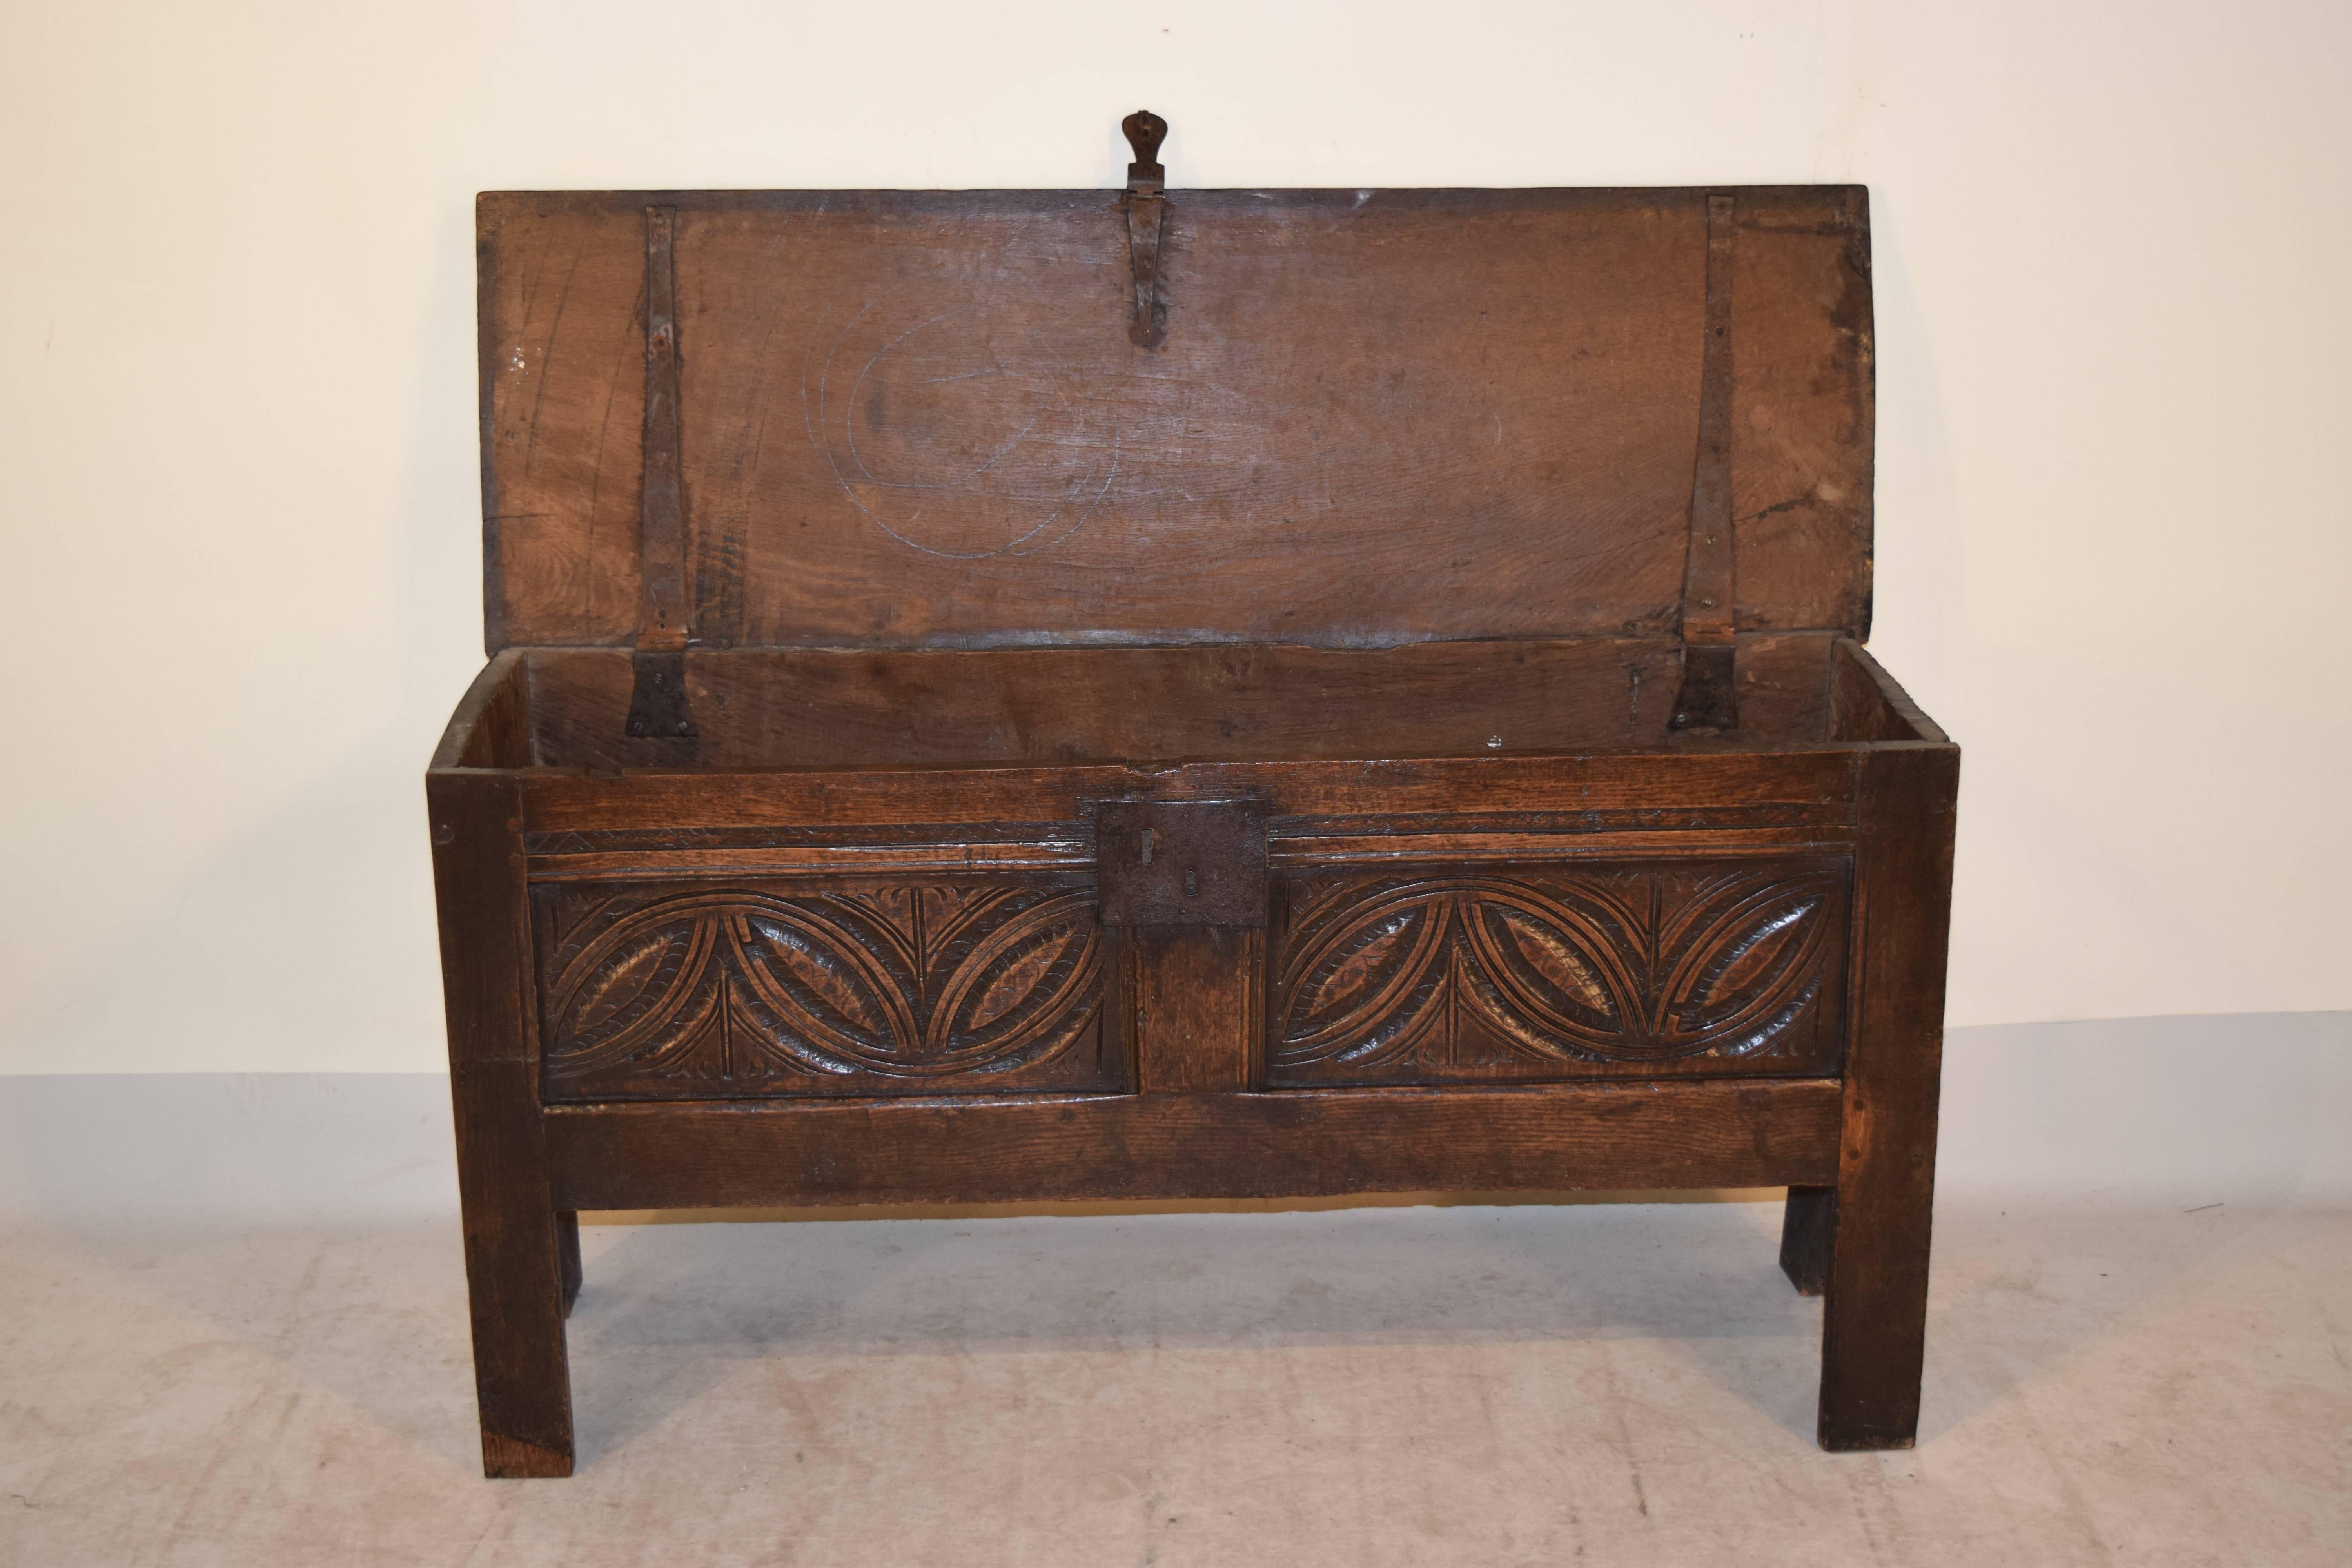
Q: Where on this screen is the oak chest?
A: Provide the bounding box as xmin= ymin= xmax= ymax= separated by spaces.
xmin=429 ymin=112 xmax=1958 ymax=1475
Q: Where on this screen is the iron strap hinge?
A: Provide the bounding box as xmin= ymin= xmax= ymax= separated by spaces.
xmin=628 ymin=204 xmax=699 ymax=743
xmin=1120 ymin=110 xmax=1170 ymax=348
xmin=1671 ymin=192 xmax=1739 ymax=735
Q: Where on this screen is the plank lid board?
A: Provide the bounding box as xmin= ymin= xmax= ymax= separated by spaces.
xmin=477 ymin=139 xmax=1872 ymax=656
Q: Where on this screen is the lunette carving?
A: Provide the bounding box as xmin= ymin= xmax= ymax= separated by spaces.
xmin=1269 ymin=860 xmax=1848 ymax=1085
xmin=536 ymin=879 xmax=1111 ymax=1100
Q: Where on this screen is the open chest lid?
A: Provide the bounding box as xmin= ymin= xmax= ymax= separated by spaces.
xmin=477 ymin=112 xmax=1871 ymax=664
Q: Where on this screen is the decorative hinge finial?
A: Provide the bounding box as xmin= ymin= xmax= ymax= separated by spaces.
xmin=1120 ymin=110 xmax=1170 ymax=347
xmin=1122 ymin=109 xmax=1166 ymax=191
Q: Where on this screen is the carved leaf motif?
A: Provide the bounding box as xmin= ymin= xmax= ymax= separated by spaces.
xmin=931 ymin=894 xmax=1099 ymax=1061
xmin=961 ymin=921 xmax=1084 ymax=1036
xmin=1661 ymin=882 xmax=1828 ymax=1048
xmin=1701 ymin=896 xmax=1817 ymax=1001
xmin=568 ymin=929 xmax=680 ymax=1034
xmin=539 ymin=880 xmax=1107 ymax=1096
xmin=546 ymin=917 xmax=720 ymax=1072
xmin=1270 ymin=862 xmax=1849 ymax=1081
xmin=1274 ymin=892 xmax=1456 ymax=1069
xmin=1299 ymin=906 xmax=1428 ymax=1027
xmin=741 ymin=916 xmax=895 ymax=1047
xmin=967 ymin=939 xmax=1053 ymax=1033
xmin=639 ymin=977 xmax=723 ymax=1069
xmin=1327 ymin=960 xmax=1449 ymax=1066
xmin=1715 ymin=978 xmax=1823 ymax=1058
xmin=1485 ymin=904 xmax=1615 ymax=1018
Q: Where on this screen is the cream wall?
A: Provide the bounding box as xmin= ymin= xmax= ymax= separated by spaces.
xmin=1 ymin=0 xmax=2344 ymax=1073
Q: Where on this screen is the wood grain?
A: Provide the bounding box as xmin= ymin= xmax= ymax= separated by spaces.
xmin=430 ymin=649 xmax=531 ymax=771
xmin=478 ymin=188 xmax=1871 ymax=654
xmin=476 ymin=203 xmax=644 ymax=654
xmin=516 ymin=748 xmax=1862 ymax=835
xmin=1817 ymin=742 xmax=1960 ymax=1449
xmin=1732 ymin=191 xmax=1873 ymax=636
xmin=428 ymin=770 xmax=574 ymax=1477
xmin=1831 ymin=639 xmax=1947 ymax=746
xmin=524 ymin=635 xmax=1840 ymax=772
xmin=541 ymin=1079 xmax=1844 ymax=1210
xmin=1133 ymin=928 xmax=1260 ymax=1093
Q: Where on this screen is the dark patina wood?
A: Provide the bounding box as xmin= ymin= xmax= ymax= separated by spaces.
xmin=541 ymin=1079 xmax=1845 ymax=1210
xmin=432 ymin=113 xmax=1955 ymax=1474
xmin=428 ymin=761 xmax=574 ymax=1477
xmin=475 ymin=187 xmax=1871 ymax=654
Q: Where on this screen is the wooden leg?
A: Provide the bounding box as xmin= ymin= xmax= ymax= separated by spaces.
xmin=1816 ymin=1147 xmax=1933 ymax=1450
xmin=1779 ymin=1185 xmax=1833 ymax=1296
xmin=432 ymin=772 xmax=577 ymax=1478
xmin=452 ymin=1156 xmax=576 ymax=1478
xmin=1813 ymin=747 xmax=1957 ymax=1452
xmin=555 ymin=1211 xmax=583 ymax=1318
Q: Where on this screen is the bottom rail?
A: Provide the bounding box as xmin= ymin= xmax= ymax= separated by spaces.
xmin=543 ymin=1078 xmax=1842 ymax=1210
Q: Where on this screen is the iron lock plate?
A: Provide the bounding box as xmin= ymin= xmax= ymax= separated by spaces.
xmin=1092 ymin=800 xmax=1269 ymax=927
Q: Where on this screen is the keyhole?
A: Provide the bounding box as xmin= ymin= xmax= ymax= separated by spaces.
xmin=1184 ymin=867 xmax=1198 ymax=897
xmin=1140 ymin=828 xmax=1155 ymax=866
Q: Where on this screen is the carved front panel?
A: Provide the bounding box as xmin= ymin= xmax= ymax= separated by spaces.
xmin=532 ymin=876 xmax=1118 ymax=1102
xmin=1266 ymin=859 xmax=1849 ymax=1086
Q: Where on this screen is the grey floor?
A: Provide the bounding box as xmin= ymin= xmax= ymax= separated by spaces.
xmin=1 ymin=1014 xmax=2347 ymax=1566
xmin=4 ymin=1201 xmax=2348 ymax=1566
